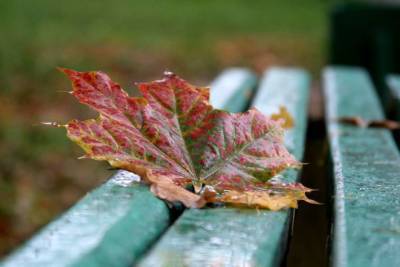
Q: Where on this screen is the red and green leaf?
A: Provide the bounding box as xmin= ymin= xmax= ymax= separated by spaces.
xmin=55 ymin=69 xmax=314 ymax=210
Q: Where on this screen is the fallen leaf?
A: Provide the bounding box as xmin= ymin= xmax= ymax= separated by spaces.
xmin=56 ymin=68 xmax=312 ymax=210
xmin=338 ymin=116 xmax=400 ymax=130
xmin=368 ymin=120 xmax=400 ymax=130
xmin=338 ymin=116 xmax=368 ymax=127
xmin=271 ymin=106 xmax=294 ymax=129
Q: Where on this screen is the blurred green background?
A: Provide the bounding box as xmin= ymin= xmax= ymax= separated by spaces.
xmin=0 ymin=0 xmax=329 ymax=256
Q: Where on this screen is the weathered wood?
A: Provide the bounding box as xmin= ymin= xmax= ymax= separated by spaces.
xmin=324 ymin=67 xmax=400 ymax=267
xmin=386 ymin=74 xmax=400 ymax=119
xmin=0 ymin=68 xmax=257 ymax=267
xmin=138 ymin=67 xmax=310 ymax=267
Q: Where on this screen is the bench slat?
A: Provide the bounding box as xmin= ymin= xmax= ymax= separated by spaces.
xmin=138 ymin=68 xmax=310 ymax=267
xmin=210 ymin=68 xmax=256 ymax=112
xmin=1 ymin=172 xmax=169 ymax=267
xmin=0 ymin=68 xmax=256 ymax=267
xmin=324 ymin=67 xmax=400 ymax=267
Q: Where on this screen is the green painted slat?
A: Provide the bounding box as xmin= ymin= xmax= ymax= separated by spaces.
xmin=138 ymin=67 xmax=310 ymax=267
xmin=0 ymin=68 xmax=257 ymax=267
xmin=386 ymin=74 xmax=400 ymax=119
xmin=210 ymin=68 xmax=257 ymax=112
xmin=0 ymin=172 xmax=169 ymax=267
xmin=324 ymin=67 xmax=400 ymax=267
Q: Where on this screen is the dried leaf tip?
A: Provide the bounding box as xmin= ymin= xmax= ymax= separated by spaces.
xmin=132 ymin=71 xmax=176 ymax=86
xmin=56 ymin=66 xmax=67 ymax=72
xmin=41 ymin=121 xmax=64 ymax=128
xmin=57 ymin=67 xmax=74 ymax=76
xmin=163 ymin=70 xmax=175 ymax=77
xmin=56 ymin=90 xmax=73 ymax=94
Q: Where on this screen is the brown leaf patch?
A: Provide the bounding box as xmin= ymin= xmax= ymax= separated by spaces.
xmin=271 ymin=106 xmax=294 ymax=129
xmin=338 ymin=116 xmax=400 ymax=130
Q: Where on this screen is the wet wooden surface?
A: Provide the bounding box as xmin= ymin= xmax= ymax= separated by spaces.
xmin=324 ymin=67 xmax=400 ymax=267
xmin=138 ymin=68 xmax=310 ymax=267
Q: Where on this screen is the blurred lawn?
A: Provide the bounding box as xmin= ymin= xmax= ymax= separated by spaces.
xmin=0 ymin=0 xmax=329 ymax=256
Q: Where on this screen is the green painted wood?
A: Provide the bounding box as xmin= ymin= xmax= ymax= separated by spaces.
xmin=386 ymin=74 xmax=400 ymax=120
xmin=210 ymin=68 xmax=257 ymax=113
xmin=324 ymin=66 xmax=400 ymax=267
xmin=138 ymin=67 xmax=310 ymax=267
xmin=0 ymin=172 xmax=170 ymax=267
xmin=0 ymin=68 xmax=257 ymax=267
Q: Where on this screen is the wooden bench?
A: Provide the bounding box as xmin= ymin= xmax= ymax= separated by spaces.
xmin=0 ymin=68 xmax=256 ymax=267
xmin=324 ymin=66 xmax=400 ymax=267
xmin=1 ymin=67 xmax=311 ymax=267
xmin=5 ymin=65 xmax=400 ymax=267
xmin=1 ymin=66 xmax=309 ymax=266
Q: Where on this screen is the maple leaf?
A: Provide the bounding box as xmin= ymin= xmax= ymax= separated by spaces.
xmin=55 ymin=69 xmax=314 ymax=210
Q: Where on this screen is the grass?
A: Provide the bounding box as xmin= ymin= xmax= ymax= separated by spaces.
xmin=0 ymin=0 xmax=330 ymax=256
